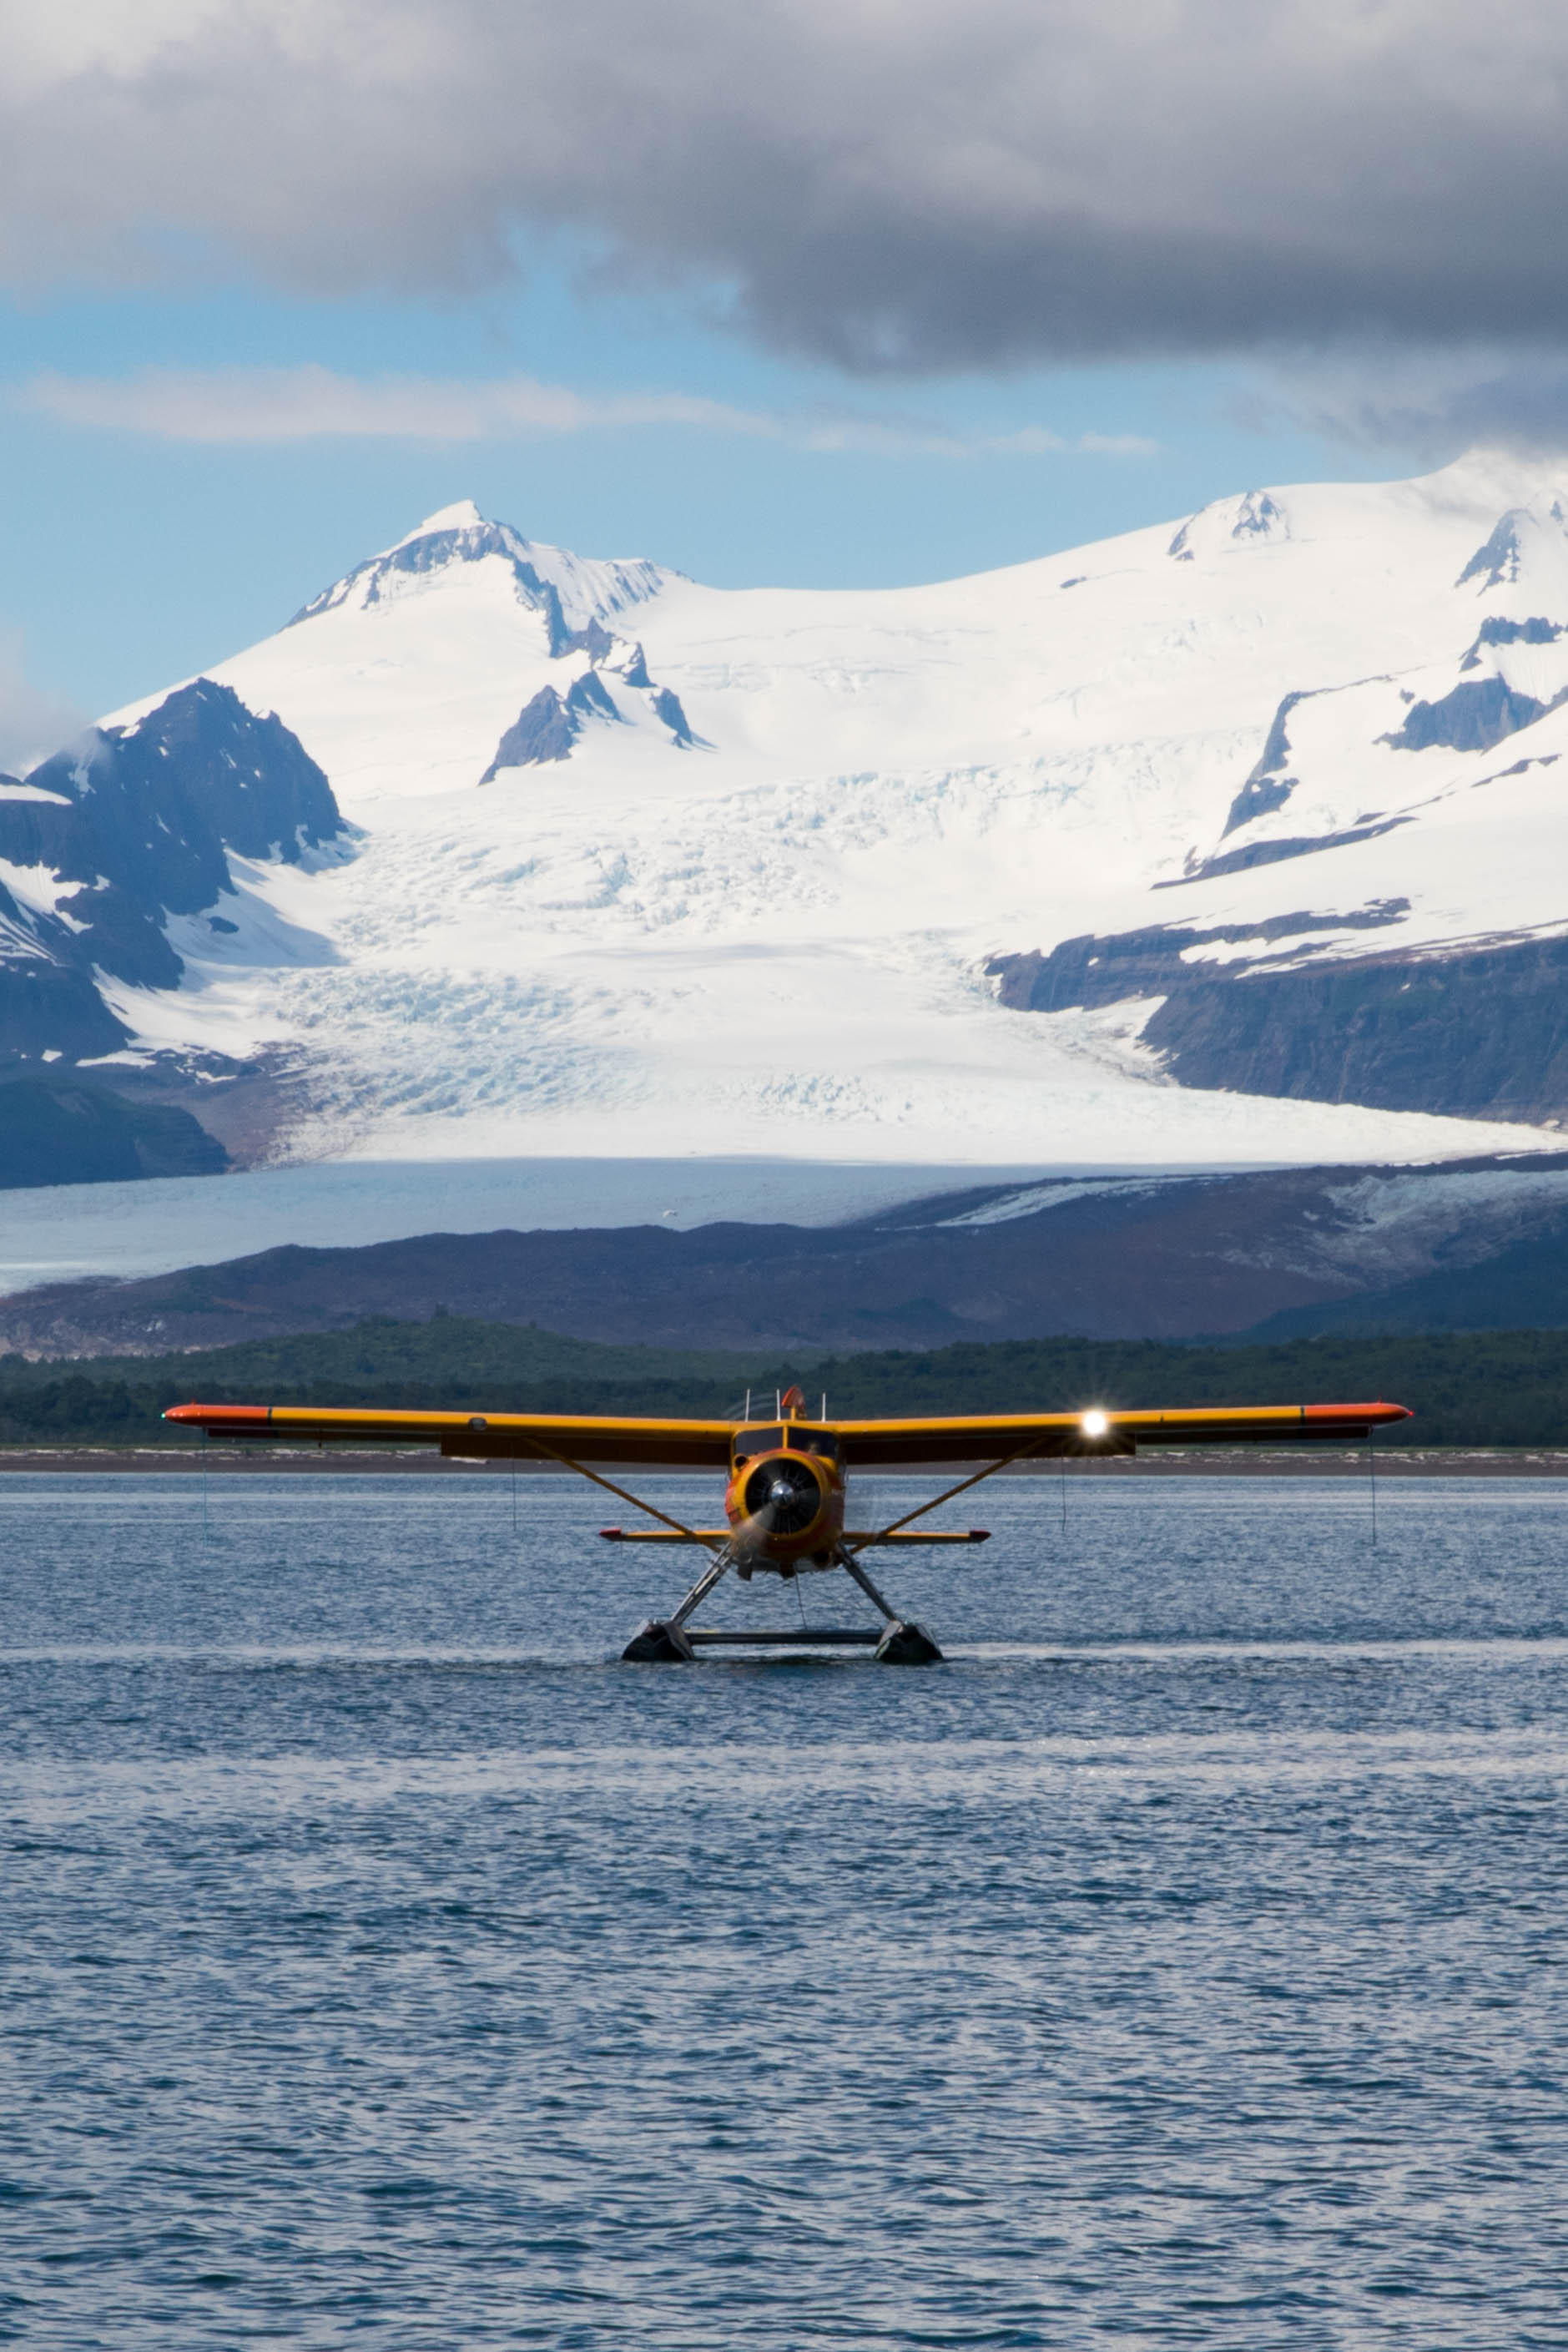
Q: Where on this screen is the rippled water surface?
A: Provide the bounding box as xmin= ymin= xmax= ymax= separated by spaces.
xmin=4 ymin=1470 xmax=1568 ymax=2348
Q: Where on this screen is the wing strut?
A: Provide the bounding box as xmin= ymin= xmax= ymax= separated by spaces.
xmin=512 ymin=1432 xmax=726 ymax=1554
xmin=843 ymin=1435 xmax=1049 ymax=1555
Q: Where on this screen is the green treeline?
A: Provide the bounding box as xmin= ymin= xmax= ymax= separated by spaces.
xmin=4 ymin=1315 xmax=1568 ymax=1448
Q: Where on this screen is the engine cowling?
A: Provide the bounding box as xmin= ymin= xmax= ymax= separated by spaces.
xmin=742 ymin=1453 xmax=824 ymax=1535
xmin=725 ymin=1442 xmax=843 ymax=1567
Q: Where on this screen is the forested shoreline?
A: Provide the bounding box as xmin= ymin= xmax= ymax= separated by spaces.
xmin=4 ymin=1315 xmax=1568 ymax=1450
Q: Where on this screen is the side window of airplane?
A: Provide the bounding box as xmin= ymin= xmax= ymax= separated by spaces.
xmin=733 ymin=1426 xmax=784 ymax=1464
xmin=799 ymin=1431 xmax=841 ymax=1463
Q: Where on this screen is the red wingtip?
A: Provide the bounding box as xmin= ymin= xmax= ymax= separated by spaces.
xmin=1303 ymin=1401 xmax=1412 ymax=1424
xmin=161 ymin=1402 xmax=271 ymax=1426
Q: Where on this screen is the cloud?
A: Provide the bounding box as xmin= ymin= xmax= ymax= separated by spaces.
xmin=22 ymin=366 xmax=779 ymax=445
xmin=1265 ymin=349 xmax=1568 ymax=460
xmin=5 ymin=3 xmax=1568 ymax=373
xmin=0 ymin=634 xmax=84 ymax=774
xmin=17 ymin=365 xmax=1157 ymax=457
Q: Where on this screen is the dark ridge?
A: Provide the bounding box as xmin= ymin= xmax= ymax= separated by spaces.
xmin=1245 ymin=1217 xmax=1568 ymax=1340
xmin=986 ymin=906 xmax=1407 ymax=1013
xmin=1457 ymin=512 xmax=1526 ymax=589
xmin=0 ymin=684 xmax=345 ymax=1066
xmin=1138 ymin=934 xmax=1568 ymax=1122
xmin=1233 ymin=492 xmax=1286 ymax=538
xmin=557 ymin=617 xmax=615 ymax=663
xmin=1459 ymin=615 xmax=1564 ymax=671
xmin=1381 ymin=675 xmax=1560 ymax=755
xmin=0 ymin=943 xmax=130 ymax=1062
xmin=565 ymin=670 xmax=622 ymax=724
xmin=984 ymin=912 xmax=1568 ymax=1120
xmin=0 ymin=1077 xmax=227 ymax=1189
xmin=1160 ymin=819 xmax=1412 ymax=887
xmin=651 ymin=685 xmax=701 ymax=746
xmin=9 ymin=1151 xmax=1568 ymax=1359
xmin=481 ymin=686 xmax=576 ymax=775
xmin=17 ymin=681 xmax=343 ymax=926
xmin=1222 ymin=688 xmax=1315 ymax=835
xmin=290 ymin=519 xmax=581 ymax=654
xmin=481 ymin=670 xmax=626 ymax=778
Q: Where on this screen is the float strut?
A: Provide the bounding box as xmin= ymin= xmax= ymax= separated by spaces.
xmin=837 ymin=1547 xmax=943 ymax=1666
xmin=622 ymin=1547 xmax=733 ymax=1663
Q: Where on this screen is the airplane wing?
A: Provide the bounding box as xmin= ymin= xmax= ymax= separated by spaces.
xmin=161 ymin=1404 xmax=737 ymax=1467
xmin=164 ymin=1399 xmax=1410 ymax=1466
xmin=829 ymin=1402 xmax=1412 ymax=1465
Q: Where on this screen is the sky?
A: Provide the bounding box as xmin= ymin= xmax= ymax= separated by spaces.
xmin=5 ymin=1 xmax=1568 ymax=761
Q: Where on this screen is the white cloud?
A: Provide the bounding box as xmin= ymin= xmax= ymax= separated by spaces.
xmin=21 ymin=366 xmax=775 ymax=444
xmin=0 ymin=634 xmax=84 ymax=774
xmin=0 ymin=3 xmax=1567 ymax=372
xmin=17 ymin=365 xmax=1156 ymax=458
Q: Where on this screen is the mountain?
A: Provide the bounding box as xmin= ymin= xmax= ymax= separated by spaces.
xmin=8 ymin=1150 xmax=1568 ymax=1357
xmin=14 ymin=464 xmax=1568 ymax=1174
xmin=0 ymin=1075 xmax=228 ymax=1189
xmin=0 ymin=679 xmax=349 ymax=1175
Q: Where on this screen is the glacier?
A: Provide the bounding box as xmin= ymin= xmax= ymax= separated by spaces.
xmin=52 ymin=453 xmax=1568 ymax=1173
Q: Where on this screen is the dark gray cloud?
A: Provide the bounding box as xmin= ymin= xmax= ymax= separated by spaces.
xmin=1273 ymin=351 xmax=1568 ymax=459
xmin=8 ymin=3 xmax=1568 ymax=375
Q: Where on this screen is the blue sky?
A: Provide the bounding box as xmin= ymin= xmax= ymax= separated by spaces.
xmin=3 ymin=2 xmax=1564 ymax=757
xmin=0 ymin=270 xmax=1426 ymax=739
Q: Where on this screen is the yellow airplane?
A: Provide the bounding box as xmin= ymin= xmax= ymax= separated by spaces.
xmin=164 ymin=1382 xmax=1410 ymax=1663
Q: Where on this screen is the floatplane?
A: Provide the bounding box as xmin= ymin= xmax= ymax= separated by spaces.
xmin=165 ymin=1381 xmax=1411 ymax=1663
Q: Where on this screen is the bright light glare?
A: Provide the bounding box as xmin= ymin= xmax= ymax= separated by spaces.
xmin=1081 ymin=1411 xmax=1109 ymax=1437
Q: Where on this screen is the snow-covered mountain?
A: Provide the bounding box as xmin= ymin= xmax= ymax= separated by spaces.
xmin=15 ymin=461 xmax=1568 ymax=1172
xmin=0 ymin=680 xmax=347 ymax=1067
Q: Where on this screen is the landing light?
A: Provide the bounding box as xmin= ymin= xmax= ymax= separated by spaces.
xmin=1081 ymin=1411 xmax=1109 ymax=1438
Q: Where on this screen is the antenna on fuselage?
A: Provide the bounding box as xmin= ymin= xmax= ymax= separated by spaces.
xmin=744 ymin=1389 xmax=750 ymax=1421
xmin=820 ymin=1393 xmax=827 ymax=1421
xmin=776 ymin=1390 xmax=781 ymax=1416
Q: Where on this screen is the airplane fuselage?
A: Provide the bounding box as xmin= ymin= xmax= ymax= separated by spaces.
xmin=724 ymin=1423 xmax=846 ymax=1572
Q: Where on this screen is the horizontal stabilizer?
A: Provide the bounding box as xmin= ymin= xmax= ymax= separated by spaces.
xmin=845 ymin=1529 xmax=991 ymax=1545
xmin=599 ymin=1527 xmax=728 ymax=1543
xmin=598 ymin=1526 xmax=991 ymax=1545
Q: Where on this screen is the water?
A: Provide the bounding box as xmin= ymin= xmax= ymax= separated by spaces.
xmin=3 ymin=1471 xmax=1567 ymax=2349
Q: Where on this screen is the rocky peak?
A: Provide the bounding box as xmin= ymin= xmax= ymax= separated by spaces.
xmin=286 ymin=507 xmax=679 ymax=654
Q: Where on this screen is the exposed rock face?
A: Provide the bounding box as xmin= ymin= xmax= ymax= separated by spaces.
xmin=1381 ymin=675 xmax=1560 ymax=754
xmin=1169 ymin=488 xmax=1290 ymax=562
xmin=288 ymin=511 xmax=671 ymax=657
xmin=480 ymin=651 xmax=705 ymax=777
xmin=0 ymin=1078 xmax=228 ymax=1189
xmin=1222 ymin=688 xmax=1313 ymax=834
xmin=0 ymin=934 xmax=128 ymax=1062
xmin=1176 ymin=821 xmax=1411 ymax=886
xmin=292 ymin=517 xmax=588 ymax=644
xmin=650 ymin=685 xmax=698 ymax=745
xmin=989 ymin=919 xmax=1568 ymax=1124
xmin=988 ymin=909 xmax=1409 ymax=1017
xmin=567 ymin=671 xmax=621 ymax=725
xmin=481 ymin=686 xmax=578 ymax=773
xmin=1460 ymin=615 xmax=1565 ymax=669
xmin=0 ymin=679 xmax=346 ymax=1066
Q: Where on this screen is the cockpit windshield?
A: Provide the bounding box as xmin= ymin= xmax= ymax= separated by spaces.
xmin=731 ymin=1426 xmax=841 ymax=1464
